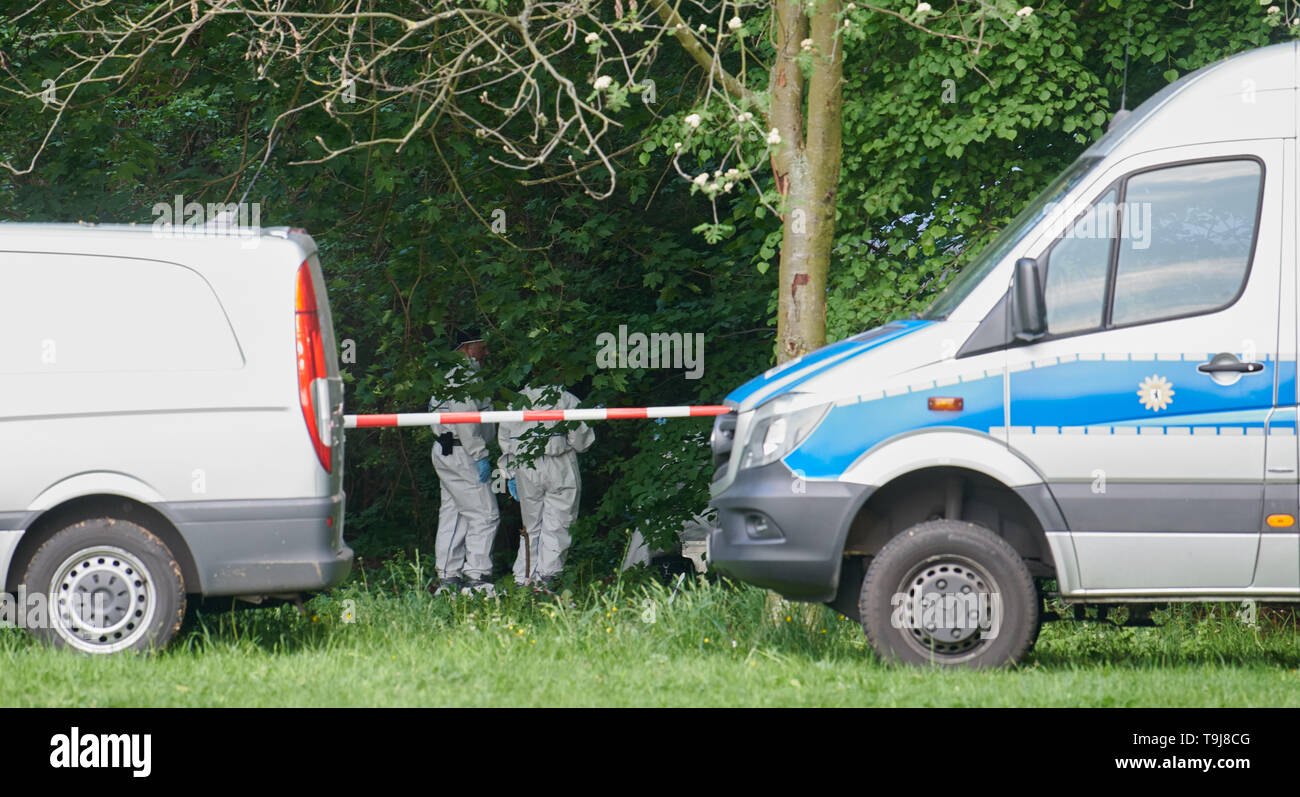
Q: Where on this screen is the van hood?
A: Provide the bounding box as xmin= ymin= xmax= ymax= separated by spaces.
xmin=725 ymin=320 xmax=936 ymax=412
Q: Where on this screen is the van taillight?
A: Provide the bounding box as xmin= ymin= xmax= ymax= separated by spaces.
xmin=295 ymin=261 xmax=332 ymax=473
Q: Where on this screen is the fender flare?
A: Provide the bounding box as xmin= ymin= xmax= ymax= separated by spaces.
xmin=839 ymin=428 xmax=1045 ymax=489
xmin=836 ymin=428 xmax=1078 ymax=588
xmin=27 ymin=471 xmax=166 ymax=512
xmin=1 ymin=472 xmax=169 ymax=592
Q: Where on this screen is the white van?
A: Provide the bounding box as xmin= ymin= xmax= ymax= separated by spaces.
xmin=709 ymin=42 xmax=1300 ymax=667
xmin=0 ymin=224 xmax=350 ymax=653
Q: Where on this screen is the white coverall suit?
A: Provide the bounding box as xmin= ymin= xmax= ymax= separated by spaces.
xmin=497 ymin=386 xmax=595 ymax=584
xmin=430 ymin=361 xmax=500 ymax=581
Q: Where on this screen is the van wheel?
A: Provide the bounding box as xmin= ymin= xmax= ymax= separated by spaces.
xmin=859 ymin=519 xmax=1037 ymax=668
xmin=20 ymin=518 xmax=186 ymax=654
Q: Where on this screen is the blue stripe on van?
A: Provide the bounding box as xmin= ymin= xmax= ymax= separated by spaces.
xmin=724 ymin=320 xmax=932 ymax=407
xmin=782 ymin=372 xmax=1005 ymax=480
xmin=1278 ymin=359 xmax=1297 ymax=408
xmin=779 ymin=355 xmax=1295 ymax=481
xmin=1008 ymin=358 xmax=1274 ymax=429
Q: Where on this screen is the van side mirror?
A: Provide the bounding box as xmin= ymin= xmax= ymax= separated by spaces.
xmin=1011 ymin=257 xmax=1047 ymax=341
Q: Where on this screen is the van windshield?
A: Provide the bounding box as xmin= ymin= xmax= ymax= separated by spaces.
xmin=920 ymin=156 xmax=1102 ymax=320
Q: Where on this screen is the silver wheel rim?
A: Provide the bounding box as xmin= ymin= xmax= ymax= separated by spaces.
xmin=48 ymin=546 xmax=157 ymax=654
xmin=894 ymin=554 xmax=1002 ymax=663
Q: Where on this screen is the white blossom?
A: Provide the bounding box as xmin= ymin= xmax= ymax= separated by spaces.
xmin=728 ymin=16 xmax=743 ymax=30
xmin=800 ymin=38 xmax=814 ymax=50
xmin=593 ymin=75 xmax=613 ymax=90
xmin=693 ymin=173 xmax=709 ymax=185
xmin=737 ymin=111 xmax=753 ymax=123
xmin=766 ymin=128 xmax=782 ymax=145
xmin=684 ymin=113 xmax=702 ymax=128
xmin=1267 ymin=4 xmax=1280 ymax=13
xmin=916 ymin=2 xmax=932 ymax=13
xmin=1016 ymin=5 xmax=1033 ymax=16
xmin=585 ymin=31 xmax=601 ymax=44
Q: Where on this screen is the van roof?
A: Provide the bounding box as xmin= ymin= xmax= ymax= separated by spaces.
xmin=0 ymin=221 xmax=318 ymax=259
xmin=1086 ymin=41 xmax=1297 ymax=159
xmin=0 ymin=222 xmax=304 ymax=239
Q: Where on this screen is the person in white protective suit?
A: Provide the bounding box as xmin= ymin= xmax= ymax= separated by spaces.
xmin=497 ymin=385 xmax=595 ymax=589
xmin=429 ymin=335 xmax=500 ymax=596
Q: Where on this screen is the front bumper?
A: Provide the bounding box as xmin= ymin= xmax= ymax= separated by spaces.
xmin=708 ymin=460 xmax=872 ymax=601
xmin=164 ymin=494 xmax=352 ymax=596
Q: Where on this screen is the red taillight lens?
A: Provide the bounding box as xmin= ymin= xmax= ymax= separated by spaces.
xmin=295 ymin=261 xmax=332 ymax=472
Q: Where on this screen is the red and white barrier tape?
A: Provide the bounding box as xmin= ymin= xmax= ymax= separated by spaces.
xmin=344 ymin=405 xmax=732 ymax=429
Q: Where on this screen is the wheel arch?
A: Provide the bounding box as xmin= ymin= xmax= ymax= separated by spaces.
xmin=828 ymin=459 xmax=1068 ymax=620
xmin=843 ymin=465 xmax=1058 ymax=568
xmin=4 ymin=494 xmax=200 ymax=595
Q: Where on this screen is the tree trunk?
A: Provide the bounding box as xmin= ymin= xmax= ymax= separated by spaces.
xmin=766 ymin=1 xmax=844 ymax=627
xmin=771 ymin=0 xmax=843 ymax=365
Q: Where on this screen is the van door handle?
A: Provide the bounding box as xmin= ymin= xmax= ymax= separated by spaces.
xmin=1197 ymin=361 xmax=1264 ymax=374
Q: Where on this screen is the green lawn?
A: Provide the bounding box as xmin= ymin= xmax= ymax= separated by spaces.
xmin=3 ymin=557 xmax=1298 ymax=707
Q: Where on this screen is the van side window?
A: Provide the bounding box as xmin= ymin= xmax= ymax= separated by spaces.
xmin=1110 ymin=159 xmax=1261 ymax=326
xmin=1043 ymin=189 xmax=1117 ymax=335
xmin=0 ymin=254 xmax=242 ymax=373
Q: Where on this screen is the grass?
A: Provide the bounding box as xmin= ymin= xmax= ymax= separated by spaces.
xmin=2 ymin=553 xmax=1299 ymax=707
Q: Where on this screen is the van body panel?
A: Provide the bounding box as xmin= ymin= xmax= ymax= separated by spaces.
xmin=839 ymin=429 xmax=1042 ymax=489
xmin=0 ymin=225 xmax=351 ymax=596
xmin=1005 ymin=139 xmax=1283 ymax=591
xmin=709 ymin=41 xmax=1300 ymax=604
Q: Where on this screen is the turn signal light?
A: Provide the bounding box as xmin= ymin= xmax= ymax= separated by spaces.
xmin=1266 ymin=514 xmax=1294 ymax=528
xmin=928 ymin=397 xmax=964 ymax=411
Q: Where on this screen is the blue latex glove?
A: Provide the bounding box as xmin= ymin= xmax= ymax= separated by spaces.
xmin=508 ymin=478 xmax=518 ymax=500
xmin=476 ymin=457 xmax=491 ymax=483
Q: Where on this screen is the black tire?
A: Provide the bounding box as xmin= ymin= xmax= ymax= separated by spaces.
xmin=860 ymin=519 xmax=1037 ymax=668
xmin=19 ymin=517 xmax=186 ymax=654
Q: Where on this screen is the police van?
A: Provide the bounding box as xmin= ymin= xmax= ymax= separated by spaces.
xmin=0 ymin=224 xmax=350 ymax=653
xmin=709 ymin=41 xmax=1300 ymax=667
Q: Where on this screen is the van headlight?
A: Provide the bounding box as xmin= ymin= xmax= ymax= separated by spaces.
xmin=738 ymin=398 xmax=831 ymax=470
